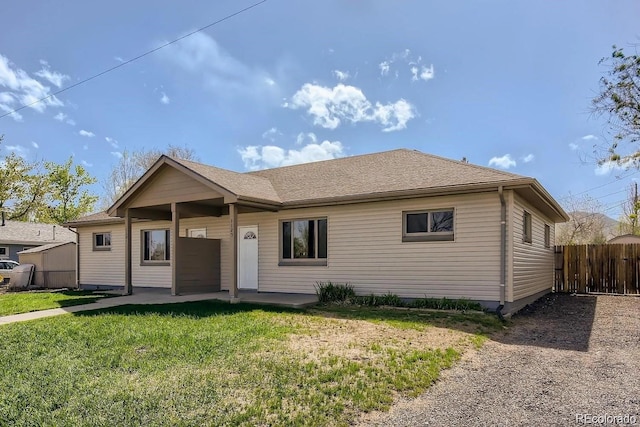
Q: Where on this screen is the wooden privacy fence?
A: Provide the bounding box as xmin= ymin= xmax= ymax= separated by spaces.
xmin=554 ymin=244 xmax=640 ymax=295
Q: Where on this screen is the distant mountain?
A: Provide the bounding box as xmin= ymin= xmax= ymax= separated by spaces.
xmin=561 ymin=211 xmax=621 ymax=241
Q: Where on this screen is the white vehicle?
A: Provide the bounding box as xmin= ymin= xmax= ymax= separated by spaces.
xmin=0 ymin=260 xmax=19 ymax=284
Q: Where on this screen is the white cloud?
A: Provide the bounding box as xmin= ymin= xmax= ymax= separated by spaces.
xmin=81 ymin=160 xmax=93 ymax=167
xmin=66 ymin=118 xmax=76 ymax=126
xmin=114 ymin=56 xmax=124 ymax=63
xmin=569 ymin=143 xmax=579 ymax=151
xmin=105 ymin=137 xmax=118 ymax=148
xmin=34 ymin=62 xmax=70 ymax=88
xmin=379 ymin=61 xmax=390 ymax=76
xmin=4 ymin=144 xmax=28 ymax=158
xmin=159 ymin=32 xmax=277 ymax=99
xmin=261 ymin=127 xmax=280 ymax=142
xmin=410 ymin=65 xmax=436 ymax=82
xmin=0 ymin=54 xmax=64 ymax=116
xmin=160 ymin=92 xmax=170 ymax=104
xmin=31 ymin=141 xmax=39 ymax=149
xmin=488 ymin=154 xmax=516 ymax=169
xmin=595 ymin=159 xmax=634 ymax=176
xmin=111 ymin=151 xmax=123 ymax=159
xmin=380 ymin=49 xmax=434 ymax=83
xmin=582 ymin=134 xmax=598 ymax=141
xmin=295 ymin=132 xmax=317 ymax=146
xmin=522 ymin=154 xmax=535 ymax=163
xmin=238 ymin=141 xmax=345 ymax=171
xmin=54 ymin=112 xmax=67 ymax=121
xmin=83 ymin=144 xmax=88 ymax=150
xmin=79 ymin=130 xmax=95 ymax=138
xmin=333 ymin=70 xmax=350 ymax=81
xmin=286 ymin=83 xmax=416 ymax=132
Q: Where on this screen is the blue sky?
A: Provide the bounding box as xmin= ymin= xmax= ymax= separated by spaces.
xmin=1 ymin=1 xmax=639 ymax=218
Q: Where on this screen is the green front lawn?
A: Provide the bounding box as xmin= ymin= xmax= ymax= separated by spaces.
xmin=0 ymin=301 xmax=501 ymax=426
xmin=0 ymin=290 xmax=113 ymax=316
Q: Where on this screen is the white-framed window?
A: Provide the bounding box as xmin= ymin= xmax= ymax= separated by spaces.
xmin=142 ymin=229 xmax=170 ymax=264
xmin=280 ymin=218 xmax=327 ymax=266
xmin=93 ymin=232 xmax=111 ymax=251
xmin=0 ymin=246 xmax=8 ymax=258
xmin=402 ymin=209 xmax=454 ymax=242
xmin=523 ymin=211 xmax=532 ymax=244
xmin=544 ymin=224 xmax=551 ymax=248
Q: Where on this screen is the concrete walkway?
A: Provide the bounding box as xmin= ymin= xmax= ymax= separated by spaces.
xmin=0 ymin=290 xmax=317 ymax=325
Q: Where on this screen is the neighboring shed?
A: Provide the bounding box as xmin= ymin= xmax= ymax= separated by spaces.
xmin=607 ymin=234 xmax=640 ymax=244
xmin=0 ymin=219 xmax=76 ymax=262
xmin=18 ymin=242 xmax=77 ymax=288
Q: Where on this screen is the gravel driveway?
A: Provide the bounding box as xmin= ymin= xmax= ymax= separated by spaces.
xmin=361 ymin=294 xmax=640 ymax=426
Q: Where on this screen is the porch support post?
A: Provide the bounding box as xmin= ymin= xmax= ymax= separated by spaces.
xmin=229 ymin=203 xmax=239 ymax=301
xmin=123 ymin=208 xmax=132 ymax=295
xmin=171 ymin=202 xmax=180 ymax=296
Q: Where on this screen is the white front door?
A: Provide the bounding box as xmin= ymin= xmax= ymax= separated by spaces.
xmin=238 ymin=225 xmax=258 ymax=290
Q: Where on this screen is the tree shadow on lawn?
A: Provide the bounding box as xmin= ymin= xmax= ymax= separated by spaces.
xmin=73 ymin=294 xmax=599 ymax=353
xmin=489 ymin=293 xmax=597 ymax=352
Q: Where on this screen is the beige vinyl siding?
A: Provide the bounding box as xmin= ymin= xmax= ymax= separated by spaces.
xmin=128 ymin=166 xmax=223 ymax=208
xmin=131 ymin=221 xmax=172 ymax=288
xmin=79 ymin=224 xmax=124 ymax=286
xmin=511 ymin=193 xmax=555 ymax=301
xmin=196 ymin=192 xmax=502 ymax=301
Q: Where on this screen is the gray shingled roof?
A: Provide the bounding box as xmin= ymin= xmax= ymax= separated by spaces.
xmin=72 ymin=148 xmax=567 ymax=225
xmin=171 ymin=158 xmax=281 ymax=204
xmin=0 ymin=220 xmax=76 ymax=245
xmin=250 ymin=149 xmax=526 ymax=204
xmin=63 ymin=211 xmax=123 ymax=225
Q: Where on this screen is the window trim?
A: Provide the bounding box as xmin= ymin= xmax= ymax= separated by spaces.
xmin=0 ymin=246 xmax=8 ymax=257
xmin=92 ymin=232 xmax=112 ymax=251
xmin=278 ymin=217 xmax=328 ymax=266
xmin=523 ymin=211 xmax=533 ymax=244
xmin=544 ymin=224 xmax=551 ymax=248
xmin=402 ymin=208 xmax=455 ymax=242
xmin=140 ymin=229 xmax=170 ymax=266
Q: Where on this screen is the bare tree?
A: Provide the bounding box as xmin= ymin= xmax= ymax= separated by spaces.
xmin=101 ymin=145 xmax=198 ymax=208
xmin=556 ymin=194 xmax=607 ymax=245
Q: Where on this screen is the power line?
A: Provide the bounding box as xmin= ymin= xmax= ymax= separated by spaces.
xmin=0 ymin=0 xmax=267 ymax=120
xmin=558 ymin=169 xmax=640 ymax=202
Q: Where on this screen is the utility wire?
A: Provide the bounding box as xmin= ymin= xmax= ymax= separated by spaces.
xmin=0 ymin=0 xmax=267 ymax=120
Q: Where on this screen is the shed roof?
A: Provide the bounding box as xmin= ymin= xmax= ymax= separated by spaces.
xmin=18 ymin=241 xmax=76 ymax=254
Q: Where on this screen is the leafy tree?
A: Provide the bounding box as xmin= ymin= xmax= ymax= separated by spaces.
xmin=0 ymin=136 xmax=48 ymax=220
xmin=556 ymin=194 xmax=607 ymax=245
xmin=592 ymin=45 xmax=640 ymax=165
xmin=102 ymin=145 xmax=198 ymax=207
xmin=38 ymin=157 xmax=98 ymax=224
xmin=617 ymin=183 xmax=640 ymax=235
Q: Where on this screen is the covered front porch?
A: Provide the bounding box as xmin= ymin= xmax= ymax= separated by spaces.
xmin=106 ymin=156 xmax=283 ymax=298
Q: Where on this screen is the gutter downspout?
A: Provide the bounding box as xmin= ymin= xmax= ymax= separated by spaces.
xmin=497 ymin=186 xmax=506 ymax=320
xmin=65 ymin=227 xmax=80 ymax=289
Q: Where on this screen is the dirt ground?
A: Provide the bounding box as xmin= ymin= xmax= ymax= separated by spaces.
xmin=360 ymin=294 xmax=640 ymax=426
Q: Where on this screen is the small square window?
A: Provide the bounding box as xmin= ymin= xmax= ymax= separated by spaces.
xmin=523 ymin=212 xmax=532 ymax=244
xmin=93 ymin=232 xmax=111 ymax=251
xmin=0 ymin=247 xmax=7 ymax=257
xmin=403 ymin=209 xmax=454 ymax=242
xmin=544 ymin=224 xmax=551 ymax=248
